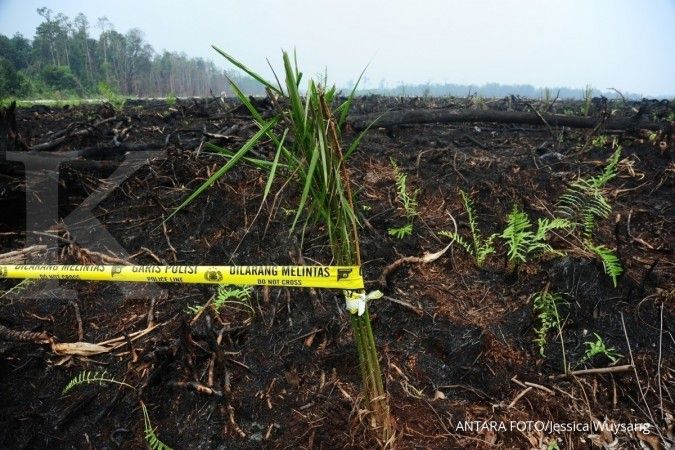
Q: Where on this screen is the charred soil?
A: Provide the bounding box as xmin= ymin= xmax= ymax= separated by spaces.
xmin=0 ymin=96 xmax=673 ymax=449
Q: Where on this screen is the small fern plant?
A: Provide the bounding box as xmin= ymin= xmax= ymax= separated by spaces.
xmin=501 ymin=206 xmax=572 ymax=266
xmin=439 ymin=189 xmax=496 ymax=266
xmin=388 ymin=158 xmax=419 ymax=238
xmin=585 ymin=242 xmax=623 ymax=287
xmin=578 ymin=333 xmax=621 ymax=366
xmin=188 ymin=285 xmax=253 ymax=316
xmin=532 ymin=290 xmax=567 ymax=359
xmin=556 ymin=145 xmax=623 ymax=286
xmin=0 ymin=279 xmax=34 ymax=299
xmin=556 ymin=145 xmax=621 ymax=238
xmin=63 ymin=371 xmax=172 ymax=449
xmin=62 ymin=371 xmax=134 ymax=394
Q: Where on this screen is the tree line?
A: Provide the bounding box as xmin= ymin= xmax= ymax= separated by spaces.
xmin=0 ymin=8 xmax=264 ymax=99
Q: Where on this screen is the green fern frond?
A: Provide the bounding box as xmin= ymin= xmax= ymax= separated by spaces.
xmin=476 ymin=234 xmax=497 ymax=266
xmin=534 ymin=218 xmax=573 ymax=239
xmin=585 ymin=242 xmax=623 ymax=287
xmin=388 ymin=223 xmax=413 ymax=239
xmin=141 ymin=402 xmax=173 ymax=450
xmin=389 ymin=159 xmax=419 ymax=237
xmin=501 ymin=206 xmax=534 ymax=264
xmin=459 ymin=190 xmax=481 ymax=255
xmin=214 ymin=285 xmax=253 ymax=314
xmin=533 ymin=291 xmax=566 ymax=357
xmin=591 ymin=145 xmax=621 ymax=188
xmin=0 ymin=279 xmax=34 ymax=299
xmin=441 ymin=191 xmax=496 ymax=267
xmin=391 ymin=158 xmax=419 ymax=219
xmin=63 ymin=371 xmax=133 ymax=394
xmin=439 ymin=230 xmax=473 ymax=255
xmin=556 ymin=147 xmax=620 ymax=236
xmin=529 ymin=218 xmax=573 ymax=255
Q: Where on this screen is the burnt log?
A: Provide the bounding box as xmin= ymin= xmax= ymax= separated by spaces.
xmin=348 ymin=108 xmax=667 ymax=132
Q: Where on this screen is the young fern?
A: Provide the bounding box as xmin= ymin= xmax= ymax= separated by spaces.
xmin=556 ymin=146 xmax=621 ymax=237
xmin=141 ymin=402 xmax=173 ymax=450
xmin=532 ymin=291 xmax=567 ymax=358
xmin=460 ymin=190 xmax=482 ymax=256
xmin=388 ymin=159 xmax=418 ymax=238
xmin=63 ymin=371 xmax=172 ymax=449
xmin=188 ymin=286 xmax=253 ymax=316
xmin=501 ymin=207 xmax=533 ymax=264
xmin=0 ymin=279 xmax=34 ymax=299
xmin=579 ymin=333 xmax=621 ymax=366
xmin=62 ymin=371 xmax=133 ymax=394
xmin=501 ymin=207 xmax=572 ymax=265
xmin=440 ymin=190 xmax=496 ymax=266
xmin=585 ymin=242 xmax=623 ymax=287
xmin=388 ymin=223 xmax=413 ymax=239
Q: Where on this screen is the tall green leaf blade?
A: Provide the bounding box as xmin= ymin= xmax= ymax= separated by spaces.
xmin=164 ymin=119 xmax=277 ymax=223
xmin=212 ymin=45 xmax=280 ymax=94
xmin=260 ymin=129 xmax=287 ymax=205
xmin=337 ymin=63 xmax=369 ymax=127
xmin=290 ymin=141 xmax=320 ymax=233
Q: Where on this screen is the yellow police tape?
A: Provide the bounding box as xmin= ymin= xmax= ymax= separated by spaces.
xmin=0 ymin=264 xmax=364 ymax=289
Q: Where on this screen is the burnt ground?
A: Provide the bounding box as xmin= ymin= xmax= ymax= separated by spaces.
xmin=0 ymin=96 xmax=673 ymax=449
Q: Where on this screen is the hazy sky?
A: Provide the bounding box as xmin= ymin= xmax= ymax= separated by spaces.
xmin=1 ymin=0 xmax=674 ymax=96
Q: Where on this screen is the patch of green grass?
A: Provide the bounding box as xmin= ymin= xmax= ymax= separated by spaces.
xmin=98 ymin=81 xmax=126 ymax=111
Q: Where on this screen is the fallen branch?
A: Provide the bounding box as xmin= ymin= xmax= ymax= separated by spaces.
xmin=0 ymin=245 xmax=47 ymax=264
xmin=549 ymin=364 xmax=633 ymax=379
xmin=378 ymin=243 xmax=451 ymax=289
xmin=29 ymin=116 xmax=118 ymax=151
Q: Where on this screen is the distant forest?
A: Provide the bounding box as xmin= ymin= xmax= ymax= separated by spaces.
xmin=0 ymin=8 xmax=649 ymax=100
xmin=0 ymin=8 xmax=264 ymax=99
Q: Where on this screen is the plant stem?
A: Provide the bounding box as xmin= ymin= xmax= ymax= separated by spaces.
xmin=320 ymin=93 xmax=391 ymax=440
xmin=552 ymin=294 xmax=568 ymax=374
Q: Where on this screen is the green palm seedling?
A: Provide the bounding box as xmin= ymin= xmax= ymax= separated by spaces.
xmin=440 ymin=189 xmax=496 ymax=266
xmin=166 ymin=49 xmax=391 ymax=440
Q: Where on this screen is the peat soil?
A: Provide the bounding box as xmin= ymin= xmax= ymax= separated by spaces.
xmin=0 ymin=96 xmax=673 ymax=449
